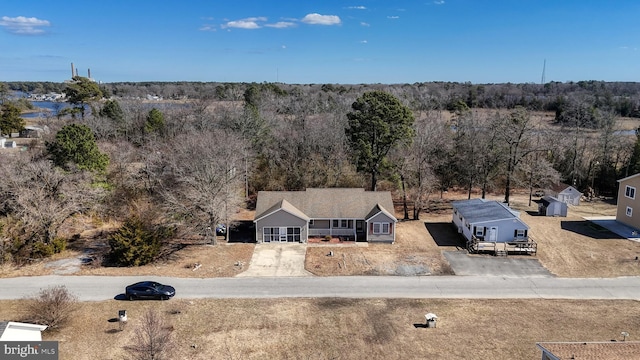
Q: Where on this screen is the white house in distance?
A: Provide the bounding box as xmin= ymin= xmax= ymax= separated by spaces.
xmin=452 ymin=198 xmax=536 ymax=255
xmin=0 ymin=321 xmax=47 ymax=341
xmin=548 ymin=182 xmax=582 ymax=206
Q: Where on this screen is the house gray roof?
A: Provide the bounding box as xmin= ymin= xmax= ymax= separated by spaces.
xmin=255 ymin=188 xmax=396 ymax=221
xmin=452 ymin=198 xmax=522 ymax=224
xmin=0 ymin=322 xmax=7 ymax=338
xmin=540 ymin=195 xmax=562 ymax=206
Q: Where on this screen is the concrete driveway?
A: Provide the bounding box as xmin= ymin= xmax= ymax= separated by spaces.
xmin=236 ymin=243 xmax=312 ymax=277
xmin=444 ymin=251 xmax=553 ymax=277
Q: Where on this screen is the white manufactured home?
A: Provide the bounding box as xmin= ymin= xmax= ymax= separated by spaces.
xmin=452 ymin=198 xmax=536 ymax=255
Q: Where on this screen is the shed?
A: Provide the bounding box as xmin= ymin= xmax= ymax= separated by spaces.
xmin=549 ymin=183 xmax=582 ymax=206
xmin=0 ymin=321 xmax=47 ymax=341
xmin=538 ymin=196 xmax=568 ymax=217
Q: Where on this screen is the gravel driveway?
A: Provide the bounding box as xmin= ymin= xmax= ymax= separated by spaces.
xmin=444 ymin=251 xmax=553 ymax=277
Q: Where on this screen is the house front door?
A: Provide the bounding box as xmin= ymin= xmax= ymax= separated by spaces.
xmin=279 ymin=227 xmax=287 ymax=242
xmin=488 ymin=227 xmax=498 ymax=242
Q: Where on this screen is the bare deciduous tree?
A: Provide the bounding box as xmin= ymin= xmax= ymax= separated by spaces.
xmin=0 ymin=156 xmax=101 ymax=245
xmin=151 ymin=131 xmax=248 ymax=239
xmin=124 ymin=309 xmax=174 ymax=360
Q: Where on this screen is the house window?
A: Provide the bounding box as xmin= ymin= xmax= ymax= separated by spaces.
xmin=515 ymin=229 xmax=528 ymax=238
xmin=373 ymin=222 xmax=390 ymax=234
xmin=627 ymin=206 xmax=633 ymax=217
xmin=263 ymin=227 xmax=301 ymax=242
xmin=475 ymin=226 xmax=484 ymax=237
xmin=333 ymin=220 xmax=353 ymax=228
xmin=626 ymin=185 xmax=636 ymax=199
xmin=287 ymin=227 xmax=301 ymax=242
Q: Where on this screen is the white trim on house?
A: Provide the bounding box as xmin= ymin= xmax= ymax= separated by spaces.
xmin=626 ymin=185 xmax=636 ymax=199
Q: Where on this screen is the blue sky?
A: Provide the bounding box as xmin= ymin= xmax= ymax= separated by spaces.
xmin=1 ymin=0 xmax=639 ymax=84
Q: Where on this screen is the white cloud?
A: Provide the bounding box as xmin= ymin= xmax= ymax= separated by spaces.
xmin=222 ymin=17 xmax=267 ymax=29
xmin=265 ymin=21 xmax=296 ymax=29
xmin=301 ymin=13 xmax=341 ymax=25
xmin=0 ymin=16 xmax=50 ymax=35
xmin=434 ymin=1 xmax=445 ymax=4
xmin=387 ymin=16 xmax=400 ymax=19
xmin=199 ymin=25 xmax=216 ymax=32
xmin=360 ymin=40 xmax=368 ymax=44
xmin=348 ymin=6 xmax=366 ymax=10
xmin=360 ymin=22 xmax=370 ymax=27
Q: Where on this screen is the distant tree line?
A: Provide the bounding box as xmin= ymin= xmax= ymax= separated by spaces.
xmin=6 ymin=80 xmax=640 ymax=119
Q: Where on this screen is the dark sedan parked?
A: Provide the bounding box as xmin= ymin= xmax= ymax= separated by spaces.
xmin=125 ymin=281 xmax=176 ymax=300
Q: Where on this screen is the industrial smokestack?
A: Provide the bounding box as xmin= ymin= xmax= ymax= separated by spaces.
xmin=71 ymin=62 xmax=74 ymax=78
xmin=88 ymin=68 xmax=91 ymax=79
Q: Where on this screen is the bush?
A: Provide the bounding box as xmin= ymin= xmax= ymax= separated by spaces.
xmin=52 ymin=237 xmax=67 ymax=253
xmin=31 ymin=238 xmax=66 ymax=258
xmin=25 ymin=285 xmax=78 ymax=330
xmin=108 ymin=216 xmax=174 ymax=267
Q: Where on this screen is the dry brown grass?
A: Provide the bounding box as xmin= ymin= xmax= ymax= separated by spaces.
xmin=5 ymin=189 xmax=640 ymax=279
xmin=305 ymin=189 xmax=640 ymax=278
xmin=3 ymin=298 xmax=637 ymax=360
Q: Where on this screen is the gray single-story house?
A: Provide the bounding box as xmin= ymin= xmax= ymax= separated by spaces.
xmin=452 ymin=198 xmax=530 ymax=243
xmin=254 ymin=188 xmax=397 ymax=243
xmin=548 ymin=183 xmax=582 ymax=206
xmin=538 ymin=195 xmax=568 ymax=217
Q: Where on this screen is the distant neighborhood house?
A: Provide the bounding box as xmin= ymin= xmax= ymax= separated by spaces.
xmin=254 ymin=188 xmax=397 ymax=244
xmin=616 ymin=173 xmax=640 ymax=231
xmin=547 ymin=183 xmax=582 ymax=206
xmin=452 ymin=198 xmax=536 ymax=255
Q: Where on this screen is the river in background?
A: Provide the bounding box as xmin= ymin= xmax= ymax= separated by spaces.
xmin=23 ymin=101 xmax=73 ymax=119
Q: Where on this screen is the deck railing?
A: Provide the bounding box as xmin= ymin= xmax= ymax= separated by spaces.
xmin=309 ymin=229 xmax=356 ymax=237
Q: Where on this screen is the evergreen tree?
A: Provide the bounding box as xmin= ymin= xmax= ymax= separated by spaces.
xmin=46 ymin=123 xmax=109 ymax=172
xmin=99 ymin=99 xmax=124 ymax=123
xmin=107 ymin=217 xmax=171 ymax=267
xmin=346 ymin=90 xmax=415 ymax=190
xmin=63 ymin=76 xmax=102 ymax=118
xmin=145 ymin=108 xmax=165 ymax=134
xmin=0 ymin=102 xmax=25 ymax=137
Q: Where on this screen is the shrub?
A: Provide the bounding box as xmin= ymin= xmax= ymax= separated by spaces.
xmin=52 ymin=237 xmax=67 ymax=253
xmin=25 ymin=285 xmax=78 ymax=330
xmin=108 ymin=216 xmax=174 ymax=267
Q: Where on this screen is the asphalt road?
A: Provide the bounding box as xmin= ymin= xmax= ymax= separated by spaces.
xmin=2 ymin=275 xmax=640 ymax=301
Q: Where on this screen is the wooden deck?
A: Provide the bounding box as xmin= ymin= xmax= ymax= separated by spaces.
xmin=467 ymin=238 xmax=537 ymax=256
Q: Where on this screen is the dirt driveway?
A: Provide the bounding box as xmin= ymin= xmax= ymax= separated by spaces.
xmin=237 ymin=243 xmax=312 ymax=277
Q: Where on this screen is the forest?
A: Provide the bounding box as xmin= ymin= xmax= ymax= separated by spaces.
xmin=1 ymin=79 xmax=640 ymax=265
